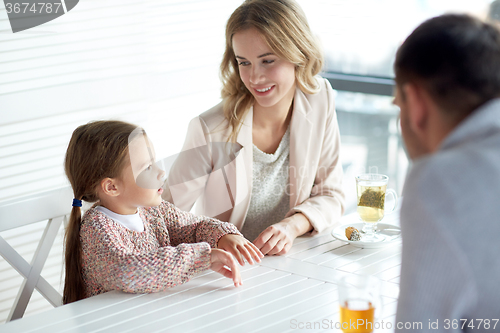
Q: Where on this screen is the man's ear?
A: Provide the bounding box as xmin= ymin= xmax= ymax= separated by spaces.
xmin=100 ymin=178 xmax=120 ymax=197
xmin=402 ymin=83 xmax=429 ymax=136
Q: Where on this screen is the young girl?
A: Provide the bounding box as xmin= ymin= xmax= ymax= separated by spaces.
xmin=63 ymin=120 xmax=263 ymax=304
xmin=164 ymin=0 xmax=345 ymax=255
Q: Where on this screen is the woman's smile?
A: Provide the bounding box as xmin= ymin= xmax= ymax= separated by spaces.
xmin=232 ymin=28 xmax=296 ymax=110
xmin=253 ymin=85 xmax=275 ymax=95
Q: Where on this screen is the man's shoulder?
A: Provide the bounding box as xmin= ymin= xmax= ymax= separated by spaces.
xmin=430 ymin=133 xmax=500 ymax=176
xmin=402 ymin=151 xmax=467 ymax=216
xmin=406 ymin=149 xmax=470 ymax=194
xmin=403 ymin=142 xmax=500 ymax=224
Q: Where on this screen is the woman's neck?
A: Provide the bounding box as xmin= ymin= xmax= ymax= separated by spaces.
xmin=251 ymin=85 xmax=295 ymax=154
xmin=252 ymin=86 xmax=295 ymax=132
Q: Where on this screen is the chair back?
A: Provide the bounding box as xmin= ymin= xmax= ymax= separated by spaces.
xmin=0 ymin=186 xmax=73 ymax=322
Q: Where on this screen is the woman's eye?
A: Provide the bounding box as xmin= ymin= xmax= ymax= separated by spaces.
xmin=146 ymin=165 xmax=152 ymax=171
xmin=238 ymin=61 xmax=250 ymax=66
xmin=263 ymin=59 xmax=275 ymax=64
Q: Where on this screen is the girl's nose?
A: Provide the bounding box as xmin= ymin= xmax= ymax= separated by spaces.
xmin=151 ymin=162 xmax=166 ymax=182
xmin=157 ymin=168 xmax=166 ymax=182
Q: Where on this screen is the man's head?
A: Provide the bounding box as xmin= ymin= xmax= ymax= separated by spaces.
xmin=394 ymin=14 xmax=500 ymax=159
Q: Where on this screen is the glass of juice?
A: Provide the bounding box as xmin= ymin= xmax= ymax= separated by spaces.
xmin=338 ymin=274 xmax=383 ymax=333
xmin=355 ymin=174 xmax=397 ymax=241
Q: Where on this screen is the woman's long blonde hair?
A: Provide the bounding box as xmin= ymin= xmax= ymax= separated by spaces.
xmin=220 ymin=0 xmax=324 ymax=142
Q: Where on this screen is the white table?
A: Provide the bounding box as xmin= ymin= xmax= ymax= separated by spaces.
xmin=1 ymin=212 xmax=402 ymax=333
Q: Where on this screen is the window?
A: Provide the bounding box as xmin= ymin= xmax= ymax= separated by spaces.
xmin=296 ymin=0 xmax=492 ymax=211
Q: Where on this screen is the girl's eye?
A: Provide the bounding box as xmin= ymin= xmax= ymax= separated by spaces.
xmin=146 ymin=165 xmax=152 ymax=171
xmin=238 ymin=61 xmax=250 ymax=66
xmin=263 ymin=59 xmax=275 ymax=64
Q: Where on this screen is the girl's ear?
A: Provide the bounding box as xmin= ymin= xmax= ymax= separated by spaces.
xmin=100 ymin=178 xmax=120 ymax=197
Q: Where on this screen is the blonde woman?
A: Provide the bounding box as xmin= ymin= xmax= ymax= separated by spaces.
xmin=164 ymin=0 xmax=345 ymax=256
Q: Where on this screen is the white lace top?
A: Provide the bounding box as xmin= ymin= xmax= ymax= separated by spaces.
xmin=241 ymin=127 xmax=290 ymax=241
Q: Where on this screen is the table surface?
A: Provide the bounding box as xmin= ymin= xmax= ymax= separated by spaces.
xmin=2 ymin=211 xmax=402 ymax=333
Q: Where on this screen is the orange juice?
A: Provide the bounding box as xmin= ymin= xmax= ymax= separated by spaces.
xmin=340 ymin=299 xmax=375 ymax=333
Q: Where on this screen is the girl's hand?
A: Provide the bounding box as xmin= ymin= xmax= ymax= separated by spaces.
xmin=210 ymin=248 xmax=242 ymax=287
xmin=217 ymin=234 xmax=264 ymax=266
xmin=253 ymin=213 xmax=313 ymax=256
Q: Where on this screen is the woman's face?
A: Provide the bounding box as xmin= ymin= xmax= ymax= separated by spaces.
xmin=232 ymin=28 xmax=296 ymax=110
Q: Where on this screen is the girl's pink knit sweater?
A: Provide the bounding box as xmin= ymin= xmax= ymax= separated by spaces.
xmin=80 ymin=200 xmax=241 ymax=298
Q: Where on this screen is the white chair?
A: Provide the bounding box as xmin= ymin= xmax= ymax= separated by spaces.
xmin=0 ymin=186 xmax=73 ymax=322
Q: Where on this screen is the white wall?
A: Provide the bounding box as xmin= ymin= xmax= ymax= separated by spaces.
xmin=0 ymin=0 xmax=242 ymax=202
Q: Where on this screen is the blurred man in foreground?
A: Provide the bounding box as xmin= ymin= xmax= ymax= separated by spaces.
xmin=394 ymin=14 xmax=500 ymax=331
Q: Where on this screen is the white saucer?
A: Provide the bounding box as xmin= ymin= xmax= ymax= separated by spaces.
xmin=331 ymin=222 xmax=401 ymax=248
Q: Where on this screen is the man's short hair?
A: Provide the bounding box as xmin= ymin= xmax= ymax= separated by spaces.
xmin=394 ymin=14 xmax=500 ymax=119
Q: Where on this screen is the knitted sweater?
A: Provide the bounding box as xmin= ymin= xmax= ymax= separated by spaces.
xmin=80 ymin=200 xmax=241 ymax=298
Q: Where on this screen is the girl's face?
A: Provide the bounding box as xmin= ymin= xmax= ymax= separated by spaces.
xmin=232 ymin=28 xmax=296 ymax=110
xmin=117 ymin=135 xmax=165 ymax=214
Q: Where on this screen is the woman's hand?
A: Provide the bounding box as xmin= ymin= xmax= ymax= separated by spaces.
xmin=253 ymin=213 xmax=313 ymax=256
xmin=210 ymin=248 xmax=242 ymax=287
xmin=217 ymin=234 xmax=264 ymax=266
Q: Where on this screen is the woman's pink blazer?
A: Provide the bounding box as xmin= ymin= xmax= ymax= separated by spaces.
xmin=163 ymin=77 xmax=345 ymax=235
